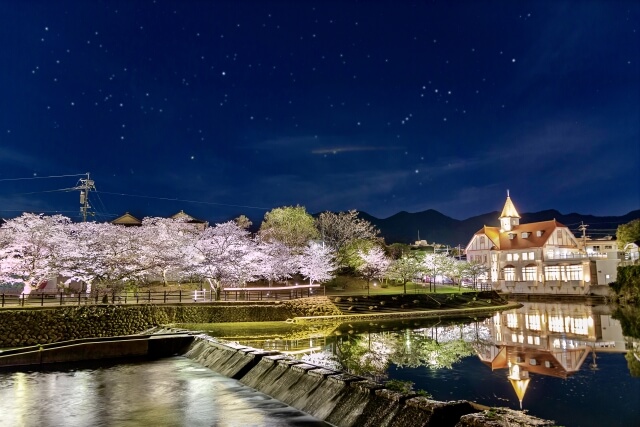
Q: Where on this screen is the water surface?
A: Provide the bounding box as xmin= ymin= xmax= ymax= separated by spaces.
xmin=0 ymin=357 xmax=328 ymax=427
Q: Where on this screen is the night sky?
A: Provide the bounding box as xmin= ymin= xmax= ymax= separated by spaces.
xmin=1 ymin=1 xmax=638 ymax=224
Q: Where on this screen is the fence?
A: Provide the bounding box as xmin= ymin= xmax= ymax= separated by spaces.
xmin=0 ymin=284 xmax=322 ymax=308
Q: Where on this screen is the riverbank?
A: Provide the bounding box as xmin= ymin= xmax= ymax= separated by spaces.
xmin=0 ymin=291 xmax=510 ymax=348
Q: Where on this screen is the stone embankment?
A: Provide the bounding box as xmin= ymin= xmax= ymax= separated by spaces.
xmin=185 ymin=334 xmax=554 ymax=427
xmin=0 ymin=293 xmax=510 ymax=349
xmin=0 ymin=297 xmax=340 ymax=348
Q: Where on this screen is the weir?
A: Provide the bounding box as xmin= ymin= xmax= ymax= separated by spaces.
xmin=184 ymin=335 xmax=489 ymax=427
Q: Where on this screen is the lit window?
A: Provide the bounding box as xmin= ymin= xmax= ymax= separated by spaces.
xmin=526 ymin=313 xmax=541 ymax=331
xmin=570 ymin=317 xmax=589 ymax=335
xmin=565 ymin=265 xmax=582 ymax=281
xmin=545 ymin=266 xmax=561 ymax=281
xmin=549 ymin=315 xmax=564 ymax=333
xmin=513 ymin=253 xmax=520 ymax=261
xmin=523 ymin=266 xmax=536 ymax=281
xmin=507 ymin=313 xmax=518 ymax=328
xmin=507 ymin=253 xmax=513 ymax=261
xmin=522 ymin=252 xmax=528 ymax=261
xmin=504 ymin=267 xmax=516 ymax=281
xmin=529 ymin=252 xmax=534 ymax=260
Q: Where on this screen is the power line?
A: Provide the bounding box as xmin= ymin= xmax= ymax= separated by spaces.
xmin=0 ymin=173 xmax=87 ymax=183
xmin=95 ymin=190 xmax=270 ymax=211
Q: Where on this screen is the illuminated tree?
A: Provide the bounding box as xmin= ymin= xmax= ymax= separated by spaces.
xmin=617 ymin=219 xmax=640 ymax=247
xmin=0 ymin=213 xmax=70 ymax=296
xmin=259 ymin=205 xmax=319 ymax=250
xmin=316 ymin=210 xmax=380 ymax=269
xmin=297 ymin=241 xmax=336 ymax=285
xmin=461 ymin=260 xmax=490 ymax=290
xmin=137 ymin=217 xmax=195 ymax=286
xmin=188 ymin=221 xmax=257 ymax=298
xmin=256 ymin=239 xmax=297 ymax=286
xmin=356 ymin=246 xmax=390 ymax=294
xmin=422 ymin=253 xmax=456 ymax=292
xmin=387 ymin=254 xmax=424 ymax=294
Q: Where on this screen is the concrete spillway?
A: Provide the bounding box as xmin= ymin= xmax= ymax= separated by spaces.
xmin=184 ymin=335 xmax=484 ymax=427
xmin=0 ymin=333 xmax=194 ymax=369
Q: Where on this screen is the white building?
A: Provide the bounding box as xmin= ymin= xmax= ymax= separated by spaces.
xmin=465 ymin=194 xmax=619 ymax=296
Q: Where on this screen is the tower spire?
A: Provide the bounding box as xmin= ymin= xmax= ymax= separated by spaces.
xmin=499 ymin=191 xmax=520 ymax=231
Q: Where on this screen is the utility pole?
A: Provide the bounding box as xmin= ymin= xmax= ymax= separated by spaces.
xmin=75 ymin=173 xmax=96 ymax=222
xmin=578 ymin=222 xmax=589 ymax=250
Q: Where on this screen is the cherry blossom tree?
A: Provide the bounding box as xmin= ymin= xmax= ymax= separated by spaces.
xmin=422 ymin=253 xmax=455 ymax=292
xmin=316 ymin=210 xmax=381 ymax=269
xmin=256 ymin=239 xmax=298 ymax=286
xmin=356 ymin=246 xmax=390 ymax=294
xmin=460 ymin=260 xmax=490 ymax=290
xmin=137 ymin=217 xmax=196 ymax=286
xmin=187 ymin=221 xmax=257 ymax=298
xmin=0 ymin=213 xmax=70 ymax=296
xmin=297 ymin=242 xmax=336 ymax=285
xmin=387 ymin=254 xmax=424 ymax=294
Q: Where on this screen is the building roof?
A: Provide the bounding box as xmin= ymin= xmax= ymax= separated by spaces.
xmin=170 ymin=210 xmax=208 ymax=225
xmin=111 ymin=212 xmax=142 ymax=226
xmin=499 ymin=195 xmax=520 ymax=219
xmin=473 ymin=219 xmax=568 ymax=250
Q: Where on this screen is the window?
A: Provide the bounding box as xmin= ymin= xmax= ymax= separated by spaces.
xmin=565 ymin=265 xmax=582 ymax=281
xmin=522 ymin=252 xmax=528 ymax=261
xmin=545 ymin=266 xmax=561 ymax=281
xmin=484 ymin=255 xmax=487 ymax=263
xmin=549 ymin=315 xmax=565 ymax=333
xmin=569 ymin=317 xmax=589 ymax=335
xmin=529 ymin=251 xmax=534 ymax=260
xmin=526 ymin=313 xmax=542 ymax=331
xmin=513 ymin=253 xmax=520 ymax=261
xmin=504 ymin=266 xmax=516 ymax=281
xmin=479 ymin=236 xmax=485 ymax=249
xmin=523 ymin=265 xmax=536 ymax=281
xmin=507 ymin=313 xmax=518 ymax=328
xmin=604 ymin=245 xmax=613 ymax=250
xmin=592 ymin=245 xmax=601 ymax=252
xmin=506 ymin=253 xmax=513 ymax=261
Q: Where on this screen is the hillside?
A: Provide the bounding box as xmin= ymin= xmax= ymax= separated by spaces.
xmin=358 ymin=209 xmax=640 ymax=246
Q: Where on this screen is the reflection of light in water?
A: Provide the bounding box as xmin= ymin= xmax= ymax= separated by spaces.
xmin=0 ymin=359 xmax=326 ymax=427
xmin=508 ymin=362 xmax=530 ymax=410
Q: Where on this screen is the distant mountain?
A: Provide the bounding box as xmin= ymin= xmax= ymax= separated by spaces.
xmin=358 ymin=209 xmax=640 ymax=247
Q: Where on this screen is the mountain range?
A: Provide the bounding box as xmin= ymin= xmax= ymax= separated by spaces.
xmin=356 ymin=209 xmax=640 ymax=247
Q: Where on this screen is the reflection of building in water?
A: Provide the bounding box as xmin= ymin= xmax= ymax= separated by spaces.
xmin=475 ymin=302 xmax=626 ymax=408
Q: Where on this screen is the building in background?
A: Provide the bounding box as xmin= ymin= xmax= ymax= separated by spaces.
xmin=465 ymin=194 xmax=625 ymax=295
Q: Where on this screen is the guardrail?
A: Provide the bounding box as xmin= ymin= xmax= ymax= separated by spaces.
xmin=0 ymin=285 xmax=323 ymax=307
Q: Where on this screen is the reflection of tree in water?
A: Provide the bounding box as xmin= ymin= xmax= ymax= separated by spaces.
xmin=335 ymin=333 xmax=395 ymax=379
xmin=333 ymin=323 xmax=482 ymax=380
xmin=612 ymin=303 xmax=640 ymax=377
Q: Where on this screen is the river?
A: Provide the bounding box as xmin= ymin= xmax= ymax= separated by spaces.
xmin=193 ymin=300 xmax=640 ymax=427
xmin=1 ymin=301 xmax=638 ymax=427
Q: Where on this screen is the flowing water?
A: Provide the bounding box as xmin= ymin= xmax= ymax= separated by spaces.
xmin=0 ymin=357 xmax=329 ymax=427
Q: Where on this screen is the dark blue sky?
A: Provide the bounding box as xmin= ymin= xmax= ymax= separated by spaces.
xmin=1 ymin=0 xmax=638 ymax=223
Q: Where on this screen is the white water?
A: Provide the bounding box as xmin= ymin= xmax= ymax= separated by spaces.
xmin=0 ymin=357 xmax=329 ymax=427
